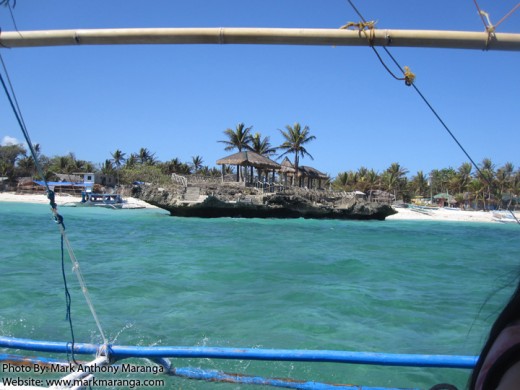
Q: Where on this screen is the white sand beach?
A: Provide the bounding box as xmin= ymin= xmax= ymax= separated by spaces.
xmin=0 ymin=191 xmax=513 ymax=222
xmin=0 ymin=192 xmax=157 ymax=209
xmin=386 ymin=206 xmax=507 ymax=223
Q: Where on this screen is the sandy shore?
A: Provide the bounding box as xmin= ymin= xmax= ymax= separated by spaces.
xmin=386 ymin=206 xmax=505 ymax=223
xmin=0 ymin=192 xmax=157 ymax=209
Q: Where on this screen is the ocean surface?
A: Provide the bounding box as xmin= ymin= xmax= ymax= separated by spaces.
xmin=1 ymin=201 xmax=520 ymax=389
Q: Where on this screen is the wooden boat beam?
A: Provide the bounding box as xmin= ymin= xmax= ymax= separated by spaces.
xmin=0 ymin=27 xmax=520 ymax=51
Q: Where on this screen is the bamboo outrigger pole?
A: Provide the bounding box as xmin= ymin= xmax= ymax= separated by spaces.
xmin=1 ymin=27 xmax=520 ymax=51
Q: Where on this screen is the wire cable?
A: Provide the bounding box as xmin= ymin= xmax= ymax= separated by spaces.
xmin=345 ymin=0 xmax=520 ymax=224
xmin=495 ymin=3 xmax=520 ymax=29
xmin=0 ymin=55 xmax=110 ymax=345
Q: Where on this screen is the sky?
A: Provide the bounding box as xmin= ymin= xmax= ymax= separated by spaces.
xmin=0 ymin=0 xmax=519 ymax=179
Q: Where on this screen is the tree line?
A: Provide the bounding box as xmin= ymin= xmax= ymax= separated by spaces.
xmin=0 ymin=143 xmax=216 ymax=185
xmin=0 ymin=121 xmax=316 ymax=187
xmin=332 ymin=160 xmax=519 ymax=209
xmin=2 ymin=122 xmax=518 ymax=209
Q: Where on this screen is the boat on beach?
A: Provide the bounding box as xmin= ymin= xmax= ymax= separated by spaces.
xmin=492 ymin=210 xmax=519 ymax=224
xmin=408 ymin=204 xmax=439 ymax=215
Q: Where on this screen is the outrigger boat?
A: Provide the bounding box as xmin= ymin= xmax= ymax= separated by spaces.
xmin=80 ymin=192 xmax=124 ymax=209
xmin=492 ymin=211 xmax=520 ymax=224
xmin=408 ymin=205 xmax=439 ymax=216
xmin=1 ymin=3 xmax=519 ymax=389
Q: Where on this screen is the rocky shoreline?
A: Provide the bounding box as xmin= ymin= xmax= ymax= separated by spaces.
xmin=132 ymin=183 xmax=396 ymax=220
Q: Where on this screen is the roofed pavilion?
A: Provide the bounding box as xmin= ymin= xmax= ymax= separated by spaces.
xmin=216 ymin=151 xmax=280 ymax=183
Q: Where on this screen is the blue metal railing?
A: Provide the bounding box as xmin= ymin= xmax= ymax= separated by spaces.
xmin=0 ymin=335 xmax=476 ymax=368
xmin=0 ymin=336 xmax=476 ymax=389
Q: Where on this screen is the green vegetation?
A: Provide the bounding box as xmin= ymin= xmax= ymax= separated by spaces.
xmin=277 ymin=123 xmax=316 ymax=186
xmin=332 ymin=160 xmax=520 ymax=209
xmin=1 ymin=124 xmax=519 ymax=210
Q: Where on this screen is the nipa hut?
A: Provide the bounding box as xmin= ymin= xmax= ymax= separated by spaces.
xmin=216 ymin=151 xmax=280 ymax=184
xmin=279 ymin=157 xmax=328 ymax=189
xmin=279 ymin=157 xmax=296 ymax=186
xmin=298 ymin=165 xmax=329 ymax=190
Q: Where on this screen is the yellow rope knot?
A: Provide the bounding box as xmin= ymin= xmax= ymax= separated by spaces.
xmin=339 ymin=20 xmax=377 ymax=31
xmin=404 ymin=66 xmax=415 ymax=86
xmin=340 ymin=20 xmax=377 ymax=44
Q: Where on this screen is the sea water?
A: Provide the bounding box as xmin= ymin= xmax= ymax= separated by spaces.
xmin=1 ymin=201 xmax=520 ymax=389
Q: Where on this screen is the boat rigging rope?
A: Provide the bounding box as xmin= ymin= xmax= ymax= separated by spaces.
xmin=472 ymin=1 xmax=520 ymax=49
xmin=0 ymin=53 xmax=110 ymax=351
xmin=59 ymin=225 xmax=78 ymax=364
xmin=345 ymin=0 xmax=520 ymax=225
xmin=339 ymin=19 xmax=415 ymax=86
xmin=473 ymin=0 xmax=520 ymax=32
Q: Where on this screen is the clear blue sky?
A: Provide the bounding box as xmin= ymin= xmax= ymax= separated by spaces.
xmin=0 ymin=0 xmax=519 ymax=178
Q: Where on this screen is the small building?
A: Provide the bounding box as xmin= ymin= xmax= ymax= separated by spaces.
xmin=216 ymin=151 xmax=280 ymax=184
xmin=279 ymin=157 xmax=296 ymax=186
xmin=298 ymin=165 xmax=329 ymax=190
xmin=433 ymin=192 xmax=457 ymax=207
xmin=278 ymin=157 xmax=328 ymax=189
xmin=74 ymin=172 xmax=116 ymax=192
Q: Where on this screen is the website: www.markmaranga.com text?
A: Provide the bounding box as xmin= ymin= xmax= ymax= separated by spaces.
xmin=2 ymin=377 xmax=165 ymax=388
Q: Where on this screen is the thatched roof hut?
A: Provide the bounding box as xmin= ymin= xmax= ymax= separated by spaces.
xmin=299 ymin=166 xmax=328 ymax=181
xmin=278 ymin=157 xmax=328 ymax=189
xmin=298 ymin=165 xmax=328 ymax=189
xmin=279 ymin=157 xmax=296 ymax=174
xmin=216 ymin=151 xmax=280 ymax=170
xmin=216 ymin=151 xmax=280 ymax=182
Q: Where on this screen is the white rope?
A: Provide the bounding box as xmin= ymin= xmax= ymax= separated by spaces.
xmin=53 ymin=213 xmax=108 ymax=346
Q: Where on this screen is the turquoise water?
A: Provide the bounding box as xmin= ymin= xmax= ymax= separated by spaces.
xmin=1 ymin=201 xmax=520 ymax=389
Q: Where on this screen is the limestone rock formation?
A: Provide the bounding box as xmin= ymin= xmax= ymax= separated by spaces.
xmin=132 ymin=184 xmax=396 ymax=220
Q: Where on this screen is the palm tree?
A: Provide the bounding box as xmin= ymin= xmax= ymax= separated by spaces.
xmin=355 ymin=166 xmax=378 ymax=194
xmin=125 ymin=154 xmax=138 ymax=169
xmin=453 ymin=162 xmax=472 ymax=196
xmin=12 ymin=144 xmax=39 ymax=178
xmin=250 ymin=132 xmax=277 ymax=180
xmin=218 ymin=122 xmax=253 ymax=181
xmin=49 ymin=154 xmax=74 ymax=174
xmin=111 ymin=149 xmax=126 ymax=185
xmin=365 ymin=169 xmax=380 ymax=201
xmin=100 ymin=159 xmax=115 ymax=175
xmin=111 ymin=149 xmax=126 ymax=168
xmin=382 ymin=162 xmax=408 ymax=200
xmin=250 ymin=133 xmax=276 ymax=156
xmin=410 ymin=170 xmax=429 ymax=197
xmin=510 ymin=169 xmax=520 ymax=209
xmin=468 ymin=178 xmax=485 ymax=210
xmin=495 ymin=162 xmax=514 ymax=209
xmin=333 ymin=172 xmax=350 ymax=190
xmin=16 ymin=155 xmax=36 ymax=177
xmin=162 ymin=157 xmax=190 ymax=175
xmin=66 ymin=152 xmax=78 ymax=173
xmin=82 ymin=161 xmax=96 ymax=173
xmin=219 ymin=123 xmax=253 ymax=152
xmin=477 ymin=158 xmax=496 ymax=209
xmin=138 ymin=148 xmax=156 ymax=165
xmin=277 ymin=123 xmax=316 ymax=186
xmin=191 ymin=155 xmax=204 ymax=174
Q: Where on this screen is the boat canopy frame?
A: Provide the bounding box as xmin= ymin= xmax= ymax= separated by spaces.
xmin=0 ymin=27 xmax=519 ymax=51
